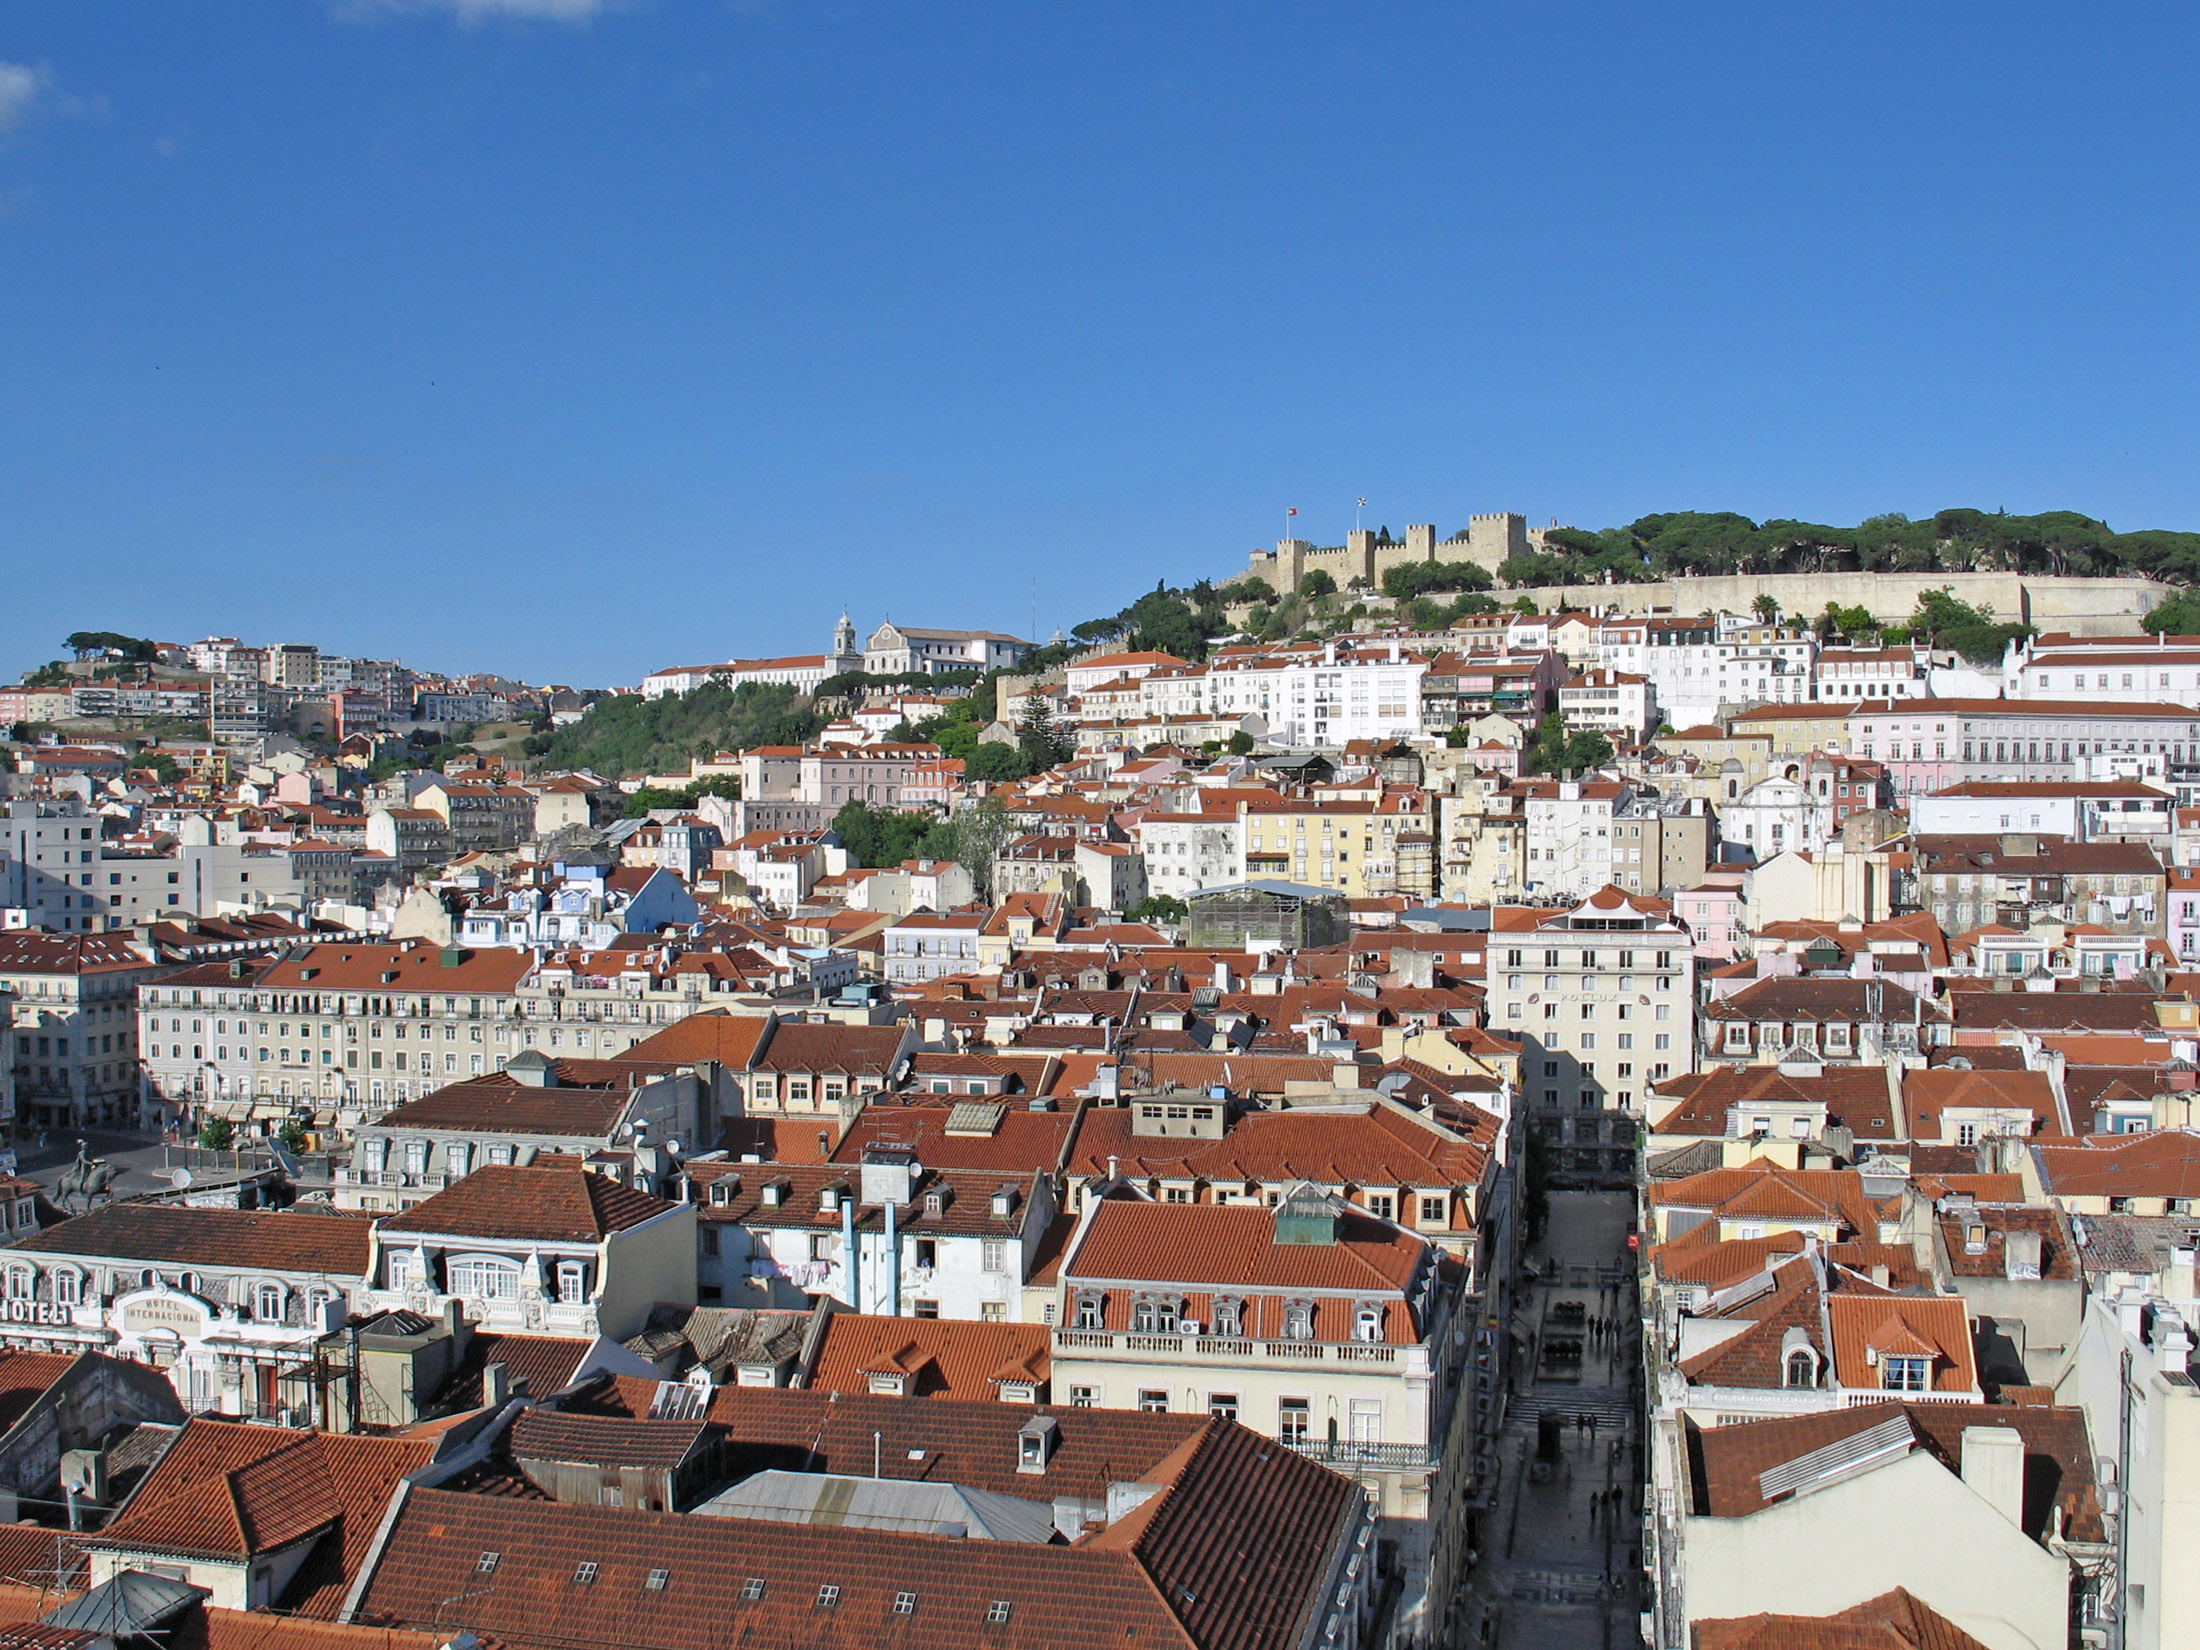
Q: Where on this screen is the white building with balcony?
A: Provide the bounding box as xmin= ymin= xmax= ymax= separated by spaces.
xmin=1047 ymin=1186 xmax=1473 ymax=1647
xmin=690 ymin=1152 xmax=1059 ymax=1321
xmin=0 ymin=1203 xmax=373 ymax=1421
xmin=362 ymin=1163 xmax=694 ymax=1342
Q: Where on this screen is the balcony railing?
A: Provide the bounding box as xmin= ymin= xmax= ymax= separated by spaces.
xmin=1284 ymin=1438 xmax=1437 ymax=1470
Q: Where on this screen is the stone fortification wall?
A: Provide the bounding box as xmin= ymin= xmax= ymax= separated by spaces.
xmin=1504 ymin=571 xmax=2169 ymax=635
xmin=1244 ymin=514 xmax=1534 ymax=592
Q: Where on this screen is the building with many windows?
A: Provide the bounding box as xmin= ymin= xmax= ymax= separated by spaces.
xmin=0 ymin=1203 xmax=373 ymax=1420
xmin=1047 ymin=1187 xmax=1471 ymax=1647
xmin=363 ymin=1163 xmax=695 ymax=1342
xmin=2 ymin=931 xmax=163 ymax=1131
xmin=1483 ymin=888 xmax=1697 ymax=1178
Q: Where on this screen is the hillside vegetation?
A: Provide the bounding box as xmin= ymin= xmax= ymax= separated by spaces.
xmin=526 ymin=681 xmax=824 ymax=778
xmin=1492 ymin=508 xmax=2200 ymax=589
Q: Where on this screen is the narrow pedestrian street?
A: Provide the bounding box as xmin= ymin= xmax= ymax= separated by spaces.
xmin=1457 ymin=1190 xmax=1643 ymax=1650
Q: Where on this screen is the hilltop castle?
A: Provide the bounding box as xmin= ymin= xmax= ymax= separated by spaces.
xmin=1241 ymin=512 xmax=1563 ymax=592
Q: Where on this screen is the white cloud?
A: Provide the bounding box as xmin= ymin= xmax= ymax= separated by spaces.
xmin=0 ymin=61 xmax=47 ymax=132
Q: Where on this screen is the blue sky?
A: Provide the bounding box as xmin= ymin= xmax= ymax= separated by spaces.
xmin=1 ymin=3 xmax=2195 ymax=686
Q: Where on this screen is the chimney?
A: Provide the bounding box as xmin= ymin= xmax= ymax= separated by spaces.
xmin=1959 ymin=1426 xmax=2026 ymax=1528
xmin=483 ymin=1361 xmax=511 ymax=1409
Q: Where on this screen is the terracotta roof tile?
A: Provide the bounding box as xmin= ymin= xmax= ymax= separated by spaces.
xmin=381 ymin=1166 xmax=680 ymax=1244
xmin=7 ymin=1207 xmax=373 ymax=1278
xmin=806 ymin=1315 xmax=1051 ymax=1401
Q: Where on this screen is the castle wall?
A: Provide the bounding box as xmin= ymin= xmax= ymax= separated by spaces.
xmin=1502 ymin=571 xmax=2169 ymax=634
xmin=1245 ymin=515 xmax=1527 ymax=591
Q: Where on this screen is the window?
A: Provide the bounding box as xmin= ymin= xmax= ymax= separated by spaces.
xmin=892 ymin=1592 xmax=917 ymax=1616
xmin=1068 ymin=1385 xmax=1097 ymax=1408
xmin=981 ymin=1238 xmax=1008 ymax=1273
xmin=815 ymin=1585 xmax=841 ymax=1610
xmin=1138 ymin=1389 xmax=1169 ymax=1412
xmin=1785 ymin=1350 xmax=1815 ymax=1389
xmin=1420 ymin=1196 xmax=1446 ymax=1224
xmin=557 ymin=1261 xmax=587 ymax=1304
xmin=53 ymin=1271 xmax=78 ymax=1306
xmin=1354 ymin=1304 xmax=1384 ymax=1342
xmin=1074 ymin=1293 xmax=1104 ymax=1330
xmin=646 ymin=1569 xmax=670 ymax=1592
xmin=1208 ymin=1392 xmax=1239 ymax=1422
xmin=477 ymin=1552 xmax=500 ymax=1573
xmin=1283 ymin=1300 xmax=1314 ymax=1340
xmin=1882 ymin=1355 xmax=1929 ymax=1393
xmin=254 ymin=1283 xmax=283 ymax=1322
xmin=573 ymin=1563 xmax=598 ymax=1586
xmin=742 ymin=1579 xmax=767 ymax=1601
xmin=987 ymin=1601 xmax=1012 ymax=1625
xmin=1279 ymin=1398 xmax=1310 ymax=1444
xmin=447 ymin=1257 xmax=521 ymax=1301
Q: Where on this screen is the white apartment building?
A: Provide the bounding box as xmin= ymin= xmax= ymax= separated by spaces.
xmin=1522 ymin=780 xmax=1627 ymax=899
xmin=2006 ymin=632 xmax=2200 ymax=709
xmin=0 ymin=799 xmax=105 ymax=934
xmin=691 ymin=1154 xmax=1059 ymax=1321
xmin=1598 ymin=616 xmax=1814 ymax=727
xmin=1203 ymin=642 xmax=1427 ymax=747
xmin=1485 ymin=888 xmax=1696 ymax=1178
xmin=1135 ymin=806 xmax=1245 ymax=899
xmin=882 ymin=910 xmax=987 ymax=984
xmin=1910 ymin=779 xmax=2175 ymax=843
xmin=137 ymin=956 xmax=275 ymax=1131
xmin=1814 ymin=645 xmax=1927 ymax=701
xmin=1558 ymin=668 xmax=1654 ymax=742
xmin=4 ymin=931 xmax=162 ymax=1131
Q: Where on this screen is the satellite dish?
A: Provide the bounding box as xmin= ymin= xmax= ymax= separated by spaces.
xmin=169 ymin=1168 xmax=193 ymax=1190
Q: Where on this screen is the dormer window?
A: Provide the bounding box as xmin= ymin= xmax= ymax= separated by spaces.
xmin=1073 ymin=1291 xmax=1104 ymax=1330
xmin=1210 ymin=1297 xmax=1243 ymax=1338
xmin=1784 ymin=1349 xmax=1816 ymax=1388
xmin=819 ymin=1186 xmax=839 ymax=1213
xmin=1353 ymin=1303 xmax=1385 ymax=1342
xmin=1282 ymin=1300 xmax=1315 ymax=1341
xmin=1882 ymin=1355 xmax=1929 ymax=1393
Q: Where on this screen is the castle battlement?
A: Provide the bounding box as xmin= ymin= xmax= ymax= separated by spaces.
xmin=1238 ymin=512 xmax=1531 ymax=591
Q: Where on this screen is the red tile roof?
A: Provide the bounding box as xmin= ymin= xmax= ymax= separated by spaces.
xmin=1826 ymin=1295 xmax=1978 ymax=1394
xmin=380 ymin=1166 xmax=680 ymax=1243
xmin=805 ymin=1314 xmax=1050 ymax=1401
xmin=7 ymin=1207 xmax=373 ymax=1277
xmin=2033 ymin=1130 xmax=2200 ymax=1200
xmin=620 ymin=1012 xmax=774 ymax=1068
xmin=82 ymin=1422 xmax=435 ymax=1617
xmin=1064 ymin=1198 xmax=1426 ymax=1300
xmin=1692 ymin=1587 xmax=1997 ymax=1650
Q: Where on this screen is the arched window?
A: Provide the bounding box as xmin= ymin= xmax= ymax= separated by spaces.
xmin=1354 ymin=1304 xmax=1385 ymax=1343
xmin=3 ymin=1269 xmax=30 ymax=1302
xmin=1073 ymin=1292 xmax=1104 ymax=1331
xmin=1785 ymin=1349 xmax=1815 ymax=1389
xmin=254 ymin=1284 xmax=284 ymax=1323
xmin=1283 ymin=1300 xmax=1315 ymax=1341
xmin=52 ymin=1271 xmax=79 ymax=1307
